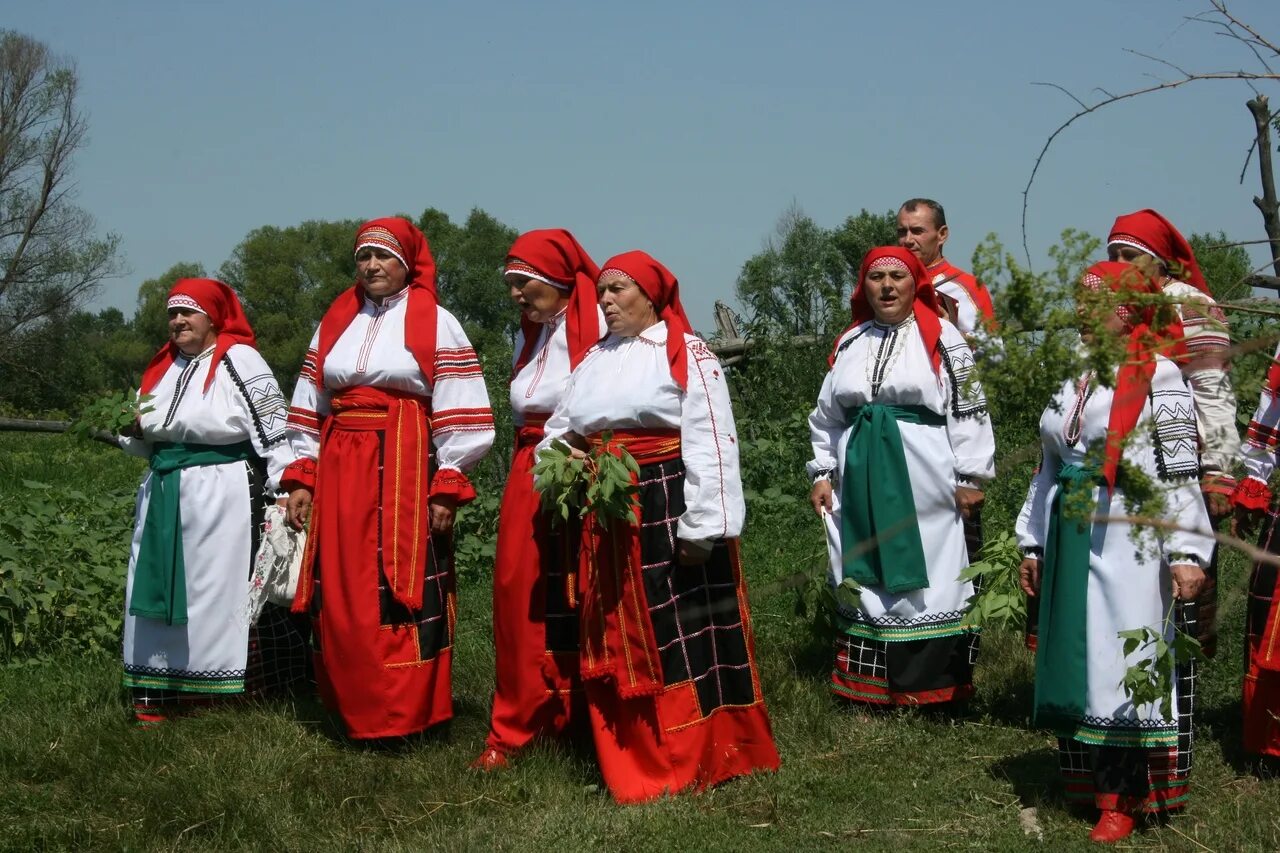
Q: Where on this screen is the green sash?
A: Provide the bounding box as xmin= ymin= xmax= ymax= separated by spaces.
xmin=130 ymin=441 xmax=255 ymax=625
xmin=839 ymin=403 xmax=946 ymax=593
xmin=1032 ymin=463 xmax=1099 ymax=730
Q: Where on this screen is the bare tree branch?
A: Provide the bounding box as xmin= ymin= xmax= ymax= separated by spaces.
xmin=1022 ymin=71 xmax=1276 ymax=267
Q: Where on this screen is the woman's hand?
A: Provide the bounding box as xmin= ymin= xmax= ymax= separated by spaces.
xmin=1203 ymin=489 xmax=1231 ymax=527
xmin=677 ymin=539 xmax=712 ymax=567
xmin=810 ymin=480 xmax=834 ymax=516
xmin=955 ymin=486 xmax=985 ymax=519
xmin=274 ymin=496 xmax=288 ymax=507
xmin=286 ymin=488 xmax=313 ymax=531
xmin=1018 ymin=556 xmax=1041 ymax=597
xmin=1171 ymin=563 xmax=1206 ymax=602
xmin=430 ymin=495 xmax=458 ymax=536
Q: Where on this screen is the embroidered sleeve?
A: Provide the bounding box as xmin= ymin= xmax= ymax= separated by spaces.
xmin=1148 ymin=373 xmax=1201 ymax=483
xmin=285 ymin=327 xmax=326 ymax=474
xmin=678 ymin=338 xmax=744 ymax=544
xmin=939 ymin=334 xmax=987 ymax=420
xmin=225 ymin=345 xmax=293 ymax=492
xmin=940 ymin=325 xmax=995 ymax=481
xmin=1143 ymin=359 xmax=1214 ymax=563
xmin=429 ymin=311 xmax=495 ymax=491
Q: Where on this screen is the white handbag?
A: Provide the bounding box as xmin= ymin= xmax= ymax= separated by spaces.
xmin=243 ymin=504 xmax=305 ymax=624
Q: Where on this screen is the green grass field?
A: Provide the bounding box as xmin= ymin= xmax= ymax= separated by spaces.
xmin=1 ymin=433 xmax=1277 ymax=851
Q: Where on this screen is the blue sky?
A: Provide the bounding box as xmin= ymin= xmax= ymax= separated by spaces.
xmin=9 ymin=0 xmax=1279 ymax=331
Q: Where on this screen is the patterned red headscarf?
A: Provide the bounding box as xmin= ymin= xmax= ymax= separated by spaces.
xmin=505 ymin=229 xmax=601 ymax=373
xmin=831 ymin=246 xmax=944 ymax=374
xmin=1080 ymin=261 xmax=1187 ymax=488
xmin=1107 ymin=209 xmax=1208 ymax=295
xmin=598 ymin=250 xmax=694 ymax=390
xmin=312 ymin=217 xmax=439 ymax=387
xmin=140 ymin=278 xmax=258 ymax=394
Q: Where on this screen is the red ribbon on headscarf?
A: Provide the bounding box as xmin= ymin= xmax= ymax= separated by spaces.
xmin=506 ymin=229 xmax=601 ymax=373
xmin=312 ymin=217 xmax=439 ymax=388
xmin=598 ymin=250 xmax=694 ymax=390
xmin=1081 ymin=261 xmax=1188 ymax=489
xmin=1107 ymin=209 xmax=1209 ymax=295
xmin=829 ymin=246 xmax=944 ymax=374
xmin=139 ymin=278 xmax=258 ymax=395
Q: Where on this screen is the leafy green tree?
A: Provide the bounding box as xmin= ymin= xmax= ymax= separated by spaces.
xmin=132 ymin=262 xmax=206 ymax=352
xmin=218 ymin=220 xmax=359 ymax=383
xmin=830 ymin=209 xmax=899 ymax=277
xmin=1188 ymin=231 xmax=1253 ymax=303
xmin=418 ymin=207 xmax=518 ymax=353
xmin=735 ymin=204 xmax=857 ymax=339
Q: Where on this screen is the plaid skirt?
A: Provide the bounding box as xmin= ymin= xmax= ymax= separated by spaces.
xmin=1244 ymin=506 xmax=1280 ymax=758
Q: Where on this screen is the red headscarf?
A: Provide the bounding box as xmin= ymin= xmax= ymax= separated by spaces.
xmin=312 ymin=217 xmax=439 ymax=387
xmin=505 ymin=229 xmax=601 ymax=373
xmin=598 ymin=250 xmax=694 ymax=390
xmin=830 ymin=246 xmax=944 ymax=374
xmin=140 ymin=278 xmax=257 ymax=395
xmin=1080 ymin=261 xmax=1188 ymax=488
xmin=1107 ymin=209 xmax=1208 ymax=295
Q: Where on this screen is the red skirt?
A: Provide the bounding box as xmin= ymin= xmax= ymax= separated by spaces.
xmin=484 ymin=420 xmax=582 ymax=753
xmin=1244 ymin=510 xmax=1280 ymax=758
xmin=301 ymin=391 xmax=455 ymax=739
xmin=579 ymin=436 xmax=779 ymax=803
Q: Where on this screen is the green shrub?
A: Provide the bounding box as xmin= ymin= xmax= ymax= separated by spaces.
xmin=0 ymin=480 xmax=133 ymax=661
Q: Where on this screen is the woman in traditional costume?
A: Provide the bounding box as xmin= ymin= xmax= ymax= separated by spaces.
xmin=1230 ymin=341 xmax=1280 ymax=766
xmin=120 ymin=278 xmax=300 ymax=724
xmin=1017 ymin=262 xmax=1213 ymax=842
xmin=284 ymin=217 xmax=494 ymax=740
xmin=538 ymin=250 xmax=780 ymax=803
xmin=472 ymin=229 xmax=605 ymax=771
xmin=807 ymin=246 xmax=994 ymax=707
xmin=1107 ymin=209 xmax=1237 ymax=656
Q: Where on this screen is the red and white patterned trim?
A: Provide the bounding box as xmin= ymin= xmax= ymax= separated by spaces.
xmin=432 ymin=407 xmax=494 ymax=435
xmin=504 ymin=259 xmax=572 ymax=292
xmin=1107 ymin=233 xmax=1160 ymax=259
xmin=354 ymin=225 xmax=407 ymax=269
xmin=167 ymin=294 xmax=208 ymax=315
xmin=867 ymin=256 xmax=911 ymax=273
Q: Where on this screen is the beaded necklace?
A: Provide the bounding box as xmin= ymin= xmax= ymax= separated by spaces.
xmin=867 ymin=315 xmax=915 ymax=398
xmin=1062 ymin=371 xmax=1095 ymax=446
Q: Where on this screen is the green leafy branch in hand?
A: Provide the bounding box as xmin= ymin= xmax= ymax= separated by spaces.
xmin=1117 ymin=604 xmax=1205 ymax=721
xmin=68 ymin=390 xmax=154 ymax=441
xmin=960 ymin=530 xmax=1027 ymax=631
xmin=531 ymin=432 xmax=641 ymax=527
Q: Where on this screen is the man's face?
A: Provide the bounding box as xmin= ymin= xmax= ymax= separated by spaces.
xmin=896 ymin=207 xmax=948 ymax=267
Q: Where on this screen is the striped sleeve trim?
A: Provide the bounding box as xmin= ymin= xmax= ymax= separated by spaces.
xmin=287 ymin=406 xmax=321 ymax=436
xmin=299 ymin=348 xmax=319 ymax=383
xmin=1245 ymin=418 xmax=1280 ymax=452
xmin=432 ymin=406 xmax=494 ymax=434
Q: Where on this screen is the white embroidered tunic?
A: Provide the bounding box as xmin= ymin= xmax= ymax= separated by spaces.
xmin=286 ymin=288 xmax=494 ymax=475
xmin=119 ymin=343 xmax=293 ymax=691
xmin=1015 ymin=357 xmax=1213 ymax=737
xmin=806 ymin=318 xmax=995 ymax=638
xmin=509 ymin=306 xmax=608 ymax=425
xmin=539 ymin=321 xmax=744 ymax=548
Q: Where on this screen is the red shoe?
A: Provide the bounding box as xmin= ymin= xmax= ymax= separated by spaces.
xmin=469 ymin=747 xmax=510 ymax=772
xmin=1089 ymin=809 xmax=1137 ymax=843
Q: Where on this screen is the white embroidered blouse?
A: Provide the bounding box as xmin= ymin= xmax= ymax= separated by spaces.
xmin=539 ymin=321 xmax=745 ymax=548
